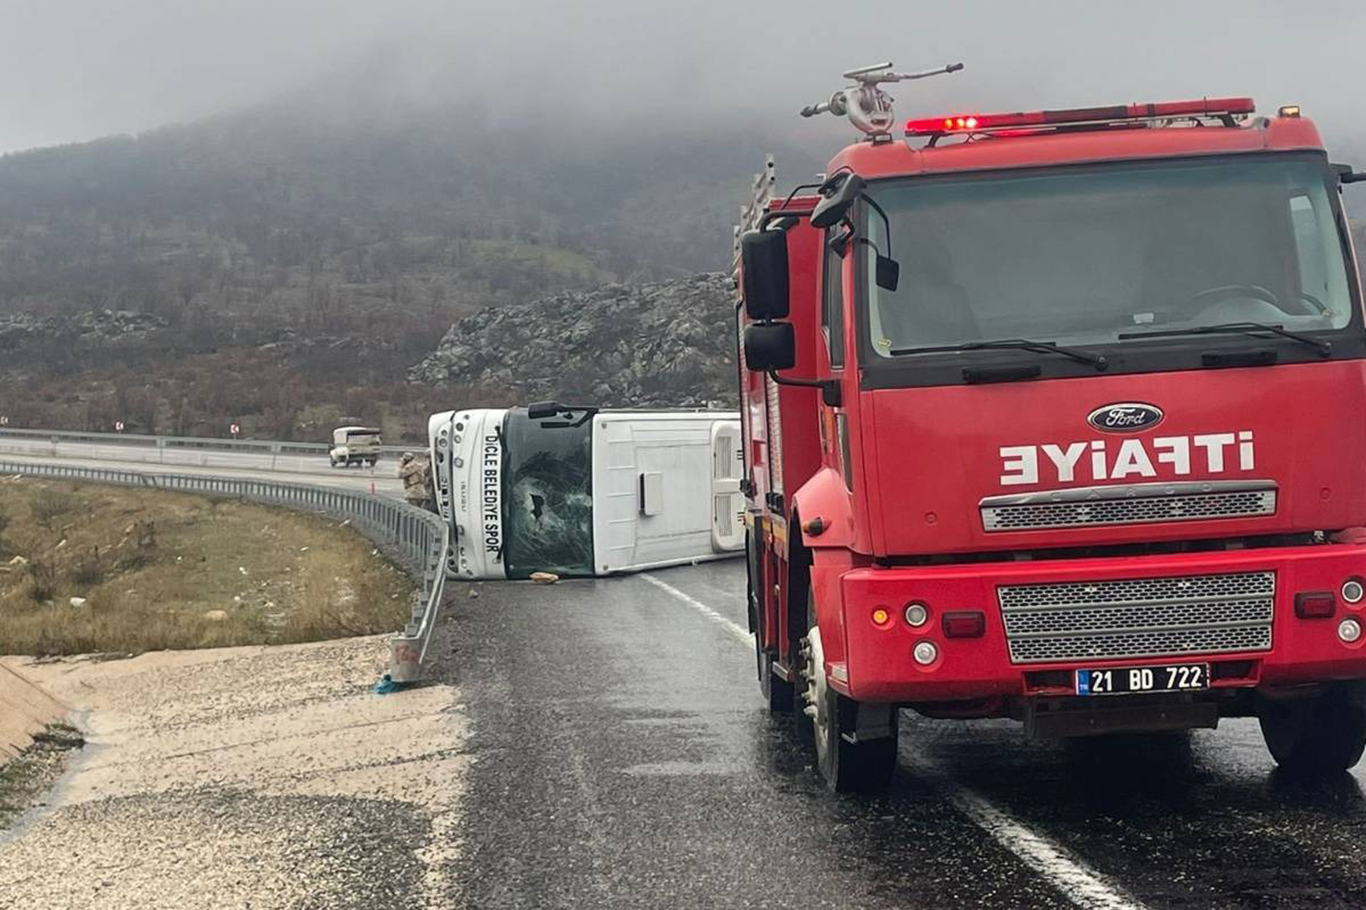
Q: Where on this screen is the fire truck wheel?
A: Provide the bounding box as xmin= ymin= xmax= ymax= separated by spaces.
xmin=802 ymin=593 xmax=898 ymax=793
xmin=1257 ymin=682 xmax=1366 ymax=775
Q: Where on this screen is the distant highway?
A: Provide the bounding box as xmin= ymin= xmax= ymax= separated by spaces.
xmin=0 ymin=436 xmax=407 ymax=498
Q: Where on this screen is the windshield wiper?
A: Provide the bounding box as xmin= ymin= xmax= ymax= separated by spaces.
xmin=1118 ymin=322 xmax=1331 ymax=357
xmin=890 ymin=338 xmax=1109 ymax=370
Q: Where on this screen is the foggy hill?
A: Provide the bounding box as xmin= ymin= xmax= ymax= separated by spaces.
xmin=0 ymin=79 xmax=822 ymax=439
xmin=0 ymin=87 xmax=820 ymax=305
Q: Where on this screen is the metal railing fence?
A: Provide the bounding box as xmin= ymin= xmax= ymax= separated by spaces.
xmin=0 ymin=460 xmax=447 ymax=683
xmin=0 ymin=426 xmax=416 ymax=457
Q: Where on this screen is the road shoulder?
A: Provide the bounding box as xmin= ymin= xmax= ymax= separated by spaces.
xmin=0 ymin=636 xmax=467 ymax=909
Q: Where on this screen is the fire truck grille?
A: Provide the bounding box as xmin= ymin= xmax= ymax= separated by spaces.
xmin=982 ymin=487 xmax=1275 ymax=531
xmin=998 ymin=571 xmax=1275 ymax=664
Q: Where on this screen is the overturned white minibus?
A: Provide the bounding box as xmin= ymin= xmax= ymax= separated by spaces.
xmin=428 ymin=404 xmax=744 ymax=579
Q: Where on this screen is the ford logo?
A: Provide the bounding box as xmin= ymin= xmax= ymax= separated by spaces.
xmin=1086 ymin=402 xmax=1164 ymax=433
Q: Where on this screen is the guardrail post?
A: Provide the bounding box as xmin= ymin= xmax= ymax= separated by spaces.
xmin=387 ymin=636 xmax=423 ymax=684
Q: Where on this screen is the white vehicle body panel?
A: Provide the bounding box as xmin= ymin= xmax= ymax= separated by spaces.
xmin=591 ymin=412 xmax=743 ymax=575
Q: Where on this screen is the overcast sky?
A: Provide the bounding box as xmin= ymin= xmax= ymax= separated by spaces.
xmin=2 ymin=1 xmax=1364 ymax=156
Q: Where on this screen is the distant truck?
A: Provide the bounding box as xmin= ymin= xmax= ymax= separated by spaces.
xmin=427 ymin=403 xmax=744 ymax=579
xmin=329 ymin=426 xmax=383 ymax=468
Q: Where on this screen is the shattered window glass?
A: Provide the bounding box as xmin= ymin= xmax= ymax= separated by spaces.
xmin=501 ymin=410 xmax=595 ymax=578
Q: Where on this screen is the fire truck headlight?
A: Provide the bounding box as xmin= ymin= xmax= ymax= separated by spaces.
xmin=913 ymin=641 xmax=938 ymax=665
xmin=1343 ymin=579 xmax=1364 ymax=604
xmin=1339 ymin=618 xmax=1362 ymax=643
xmin=904 ymin=603 xmax=929 ymax=627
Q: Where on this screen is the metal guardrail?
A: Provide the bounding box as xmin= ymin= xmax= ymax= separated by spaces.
xmin=0 ymin=460 xmax=448 ymax=684
xmin=0 ymin=426 xmax=416 ymax=457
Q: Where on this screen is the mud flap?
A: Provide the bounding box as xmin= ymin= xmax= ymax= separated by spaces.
xmin=840 ymin=701 xmax=896 ymax=744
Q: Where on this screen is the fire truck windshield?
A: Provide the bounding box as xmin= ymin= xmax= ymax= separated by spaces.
xmin=864 ymin=153 xmax=1356 ymax=362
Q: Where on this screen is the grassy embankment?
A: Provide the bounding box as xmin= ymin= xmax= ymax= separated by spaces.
xmin=0 ymin=479 xmax=415 ymax=655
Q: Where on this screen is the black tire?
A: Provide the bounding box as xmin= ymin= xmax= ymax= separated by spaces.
xmin=817 ymin=688 xmax=899 ymax=794
xmin=1258 ymin=682 xmax=1366 ymax=775
xmin=803 ymin=585 xmax=898 ymax=793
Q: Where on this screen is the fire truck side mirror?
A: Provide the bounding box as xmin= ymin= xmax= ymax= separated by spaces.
xmin=1334 ymin=163 xmax=1366 ymax=184
xmin=740 ymin=230 xmax=790 ymax=321
xmin=743 ymin=323 xmax=797 ymax=373
xmin=876 ymin=254 xmax=900 ymax=291
xmin=811 ymin=173 xmax=866 ymax=229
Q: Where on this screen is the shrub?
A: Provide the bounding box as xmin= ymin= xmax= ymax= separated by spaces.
xmin=31 ymin=489 xmax=77 ymax=530
xmin=69 ymin=547 xmax=106 ymax=587
xmin=26 ymin=559 xmax=58 ymax=603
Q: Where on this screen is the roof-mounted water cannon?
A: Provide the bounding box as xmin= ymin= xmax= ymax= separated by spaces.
xmin=801 ymin=61 xmax=964 ymax=138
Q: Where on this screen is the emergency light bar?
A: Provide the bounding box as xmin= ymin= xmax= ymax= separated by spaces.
xmin=905 ymin=97 xmax=1256 ymax=137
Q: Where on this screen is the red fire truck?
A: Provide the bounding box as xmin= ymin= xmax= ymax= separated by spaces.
xmin=736 ymin=63 xmax=1366 ymax=791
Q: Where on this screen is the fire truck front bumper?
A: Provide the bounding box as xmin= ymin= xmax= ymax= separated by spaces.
xmin=835 ymin=544 xmax=1366 ymax=704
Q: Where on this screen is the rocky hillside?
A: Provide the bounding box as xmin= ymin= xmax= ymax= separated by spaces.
xmin=0 ymin=310 xmax=164 ymax=354
xmin=409 ymin=274 xmax=737 ymax=408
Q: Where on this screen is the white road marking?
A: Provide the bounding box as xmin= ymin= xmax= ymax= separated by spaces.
xmin=903 ymin=756 xmax=1144 ymax=910
xmin=640 ymin=573 xmax=753 ymax=645
xmin=643 ymin=569 xmax=1147 ymax=910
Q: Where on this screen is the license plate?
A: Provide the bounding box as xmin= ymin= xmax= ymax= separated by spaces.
xmin=1075 ymin=663 xmax=1209 ymax=696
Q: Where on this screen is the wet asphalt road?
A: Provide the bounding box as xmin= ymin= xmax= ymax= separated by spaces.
xmin=424 ymin=561 xmax=1366 ymax=909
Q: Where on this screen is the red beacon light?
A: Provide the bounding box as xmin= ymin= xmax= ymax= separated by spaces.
xmin=906 ymin=97 xmax=1257 ymax=137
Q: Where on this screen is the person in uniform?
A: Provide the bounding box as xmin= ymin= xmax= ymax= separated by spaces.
xmin=398 ymin=451 xmax=434 ymax=511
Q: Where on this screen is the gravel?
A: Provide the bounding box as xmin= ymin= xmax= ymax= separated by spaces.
xmin=0 ymin=636 xmax=468 ymax=909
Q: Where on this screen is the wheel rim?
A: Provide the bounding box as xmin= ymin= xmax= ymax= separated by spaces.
xmin=803 ymin=626 xmax=831 ymax=765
